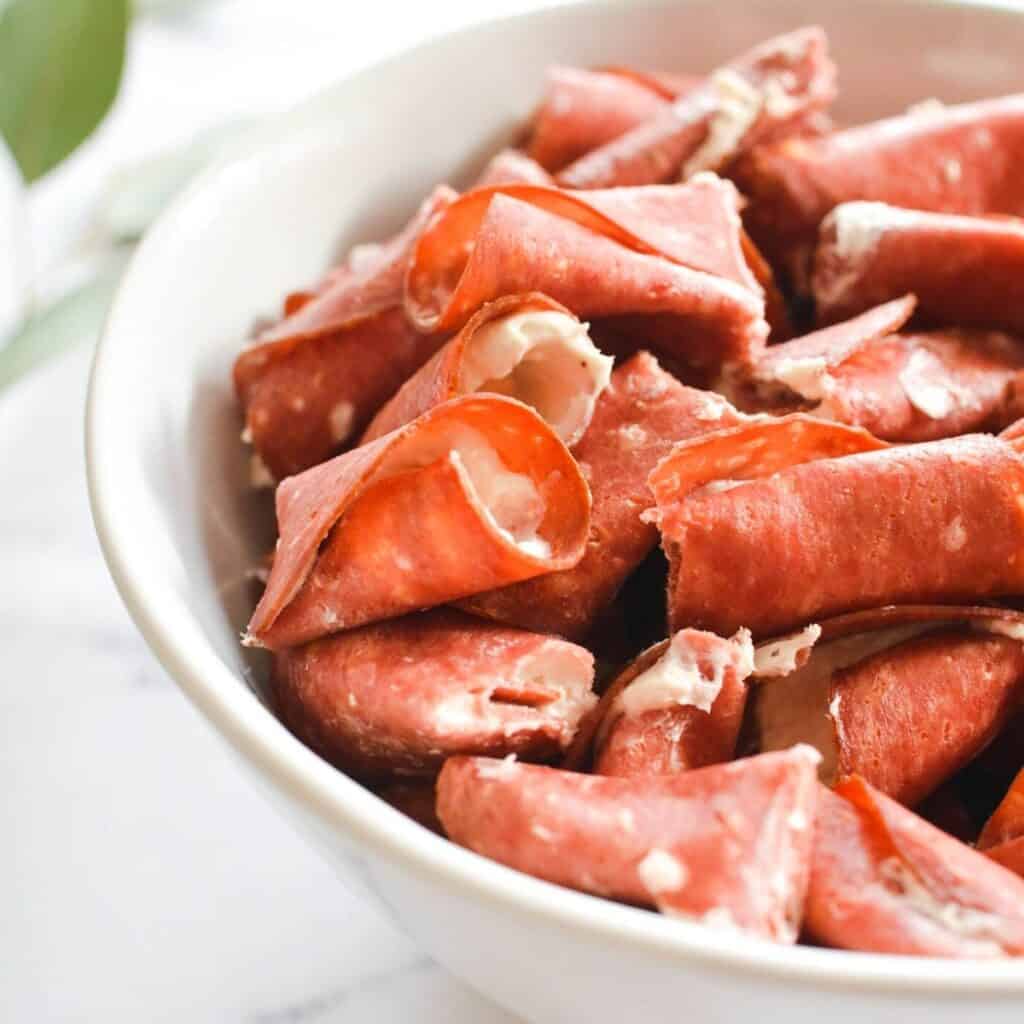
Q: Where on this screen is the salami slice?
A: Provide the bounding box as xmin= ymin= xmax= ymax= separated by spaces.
xmin=736 ymin=93 xmax=1024 ymax=274
xmin=362 ymin=293 xmax=612 ymax=446
xmin=722 ymin=295 xmax=916 ymax=409
xmin=756 ymin=617 xmax=1024 ymax=806
xmin=556 ymin=27 xmax=835 ymax=189
xmin=272 ymin=609 xmax=596 ymax=781
xmin=590 ymin=628 xmax=755 ymax=777
xmin=978 ymin=767 xmax=1024 ymax=876
xmin=458 ymin=352 xmax=744 ymax=640
xmin=245 ymin=395 xmax=591 ymax=648
xmin=813 ymin=203 xmax=1024 ymax=331
xmin=805 ymin=778 xmax=1024 ymax=956
xmin=651 ymin=423 xmax=1024 ymax=637
xmin=235 ymin=309 xmax=444 ymax=480
xmin=436 ymin=747 xmax=820 ymax=942
xmin=234 ymin=186 xmax=455 ymax=478
xmin=404 ymin=176 xmax=768 ymax=368
xmin=473 ymin=149 xmax=554 ymax=187
xmin=732 ymin=296 xmax=1024 ymax=442
xmin=527 ymin=67 xmax=675 ymax=173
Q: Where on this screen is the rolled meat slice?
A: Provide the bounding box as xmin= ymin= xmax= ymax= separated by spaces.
xmin=404 ymin=175 xmax=768 ymax=369
xmin=730 ymin=296 xmax=1024 ymax=441
xmin=245 ymin=394 xmax=591 ymax=648
xmin=234 ymin=186 xmax=455 ymax=479
xmin=437 ymin=746 xmax=820 ymax=942
xmin=527 ymin=66 xmax=677 ymax=173
xmin=458 ymin=352 xmax=745 ymax=640
xmin=812 ymin=202 xmax=1024 ymax=332
xmin=755 ymin=608 xmax=1024 ymax=806
xmin=362 ymin=293 xmax=612 ymax=446
xmin=979 ymin=768 xmax=1024 ymax=877
xmin=472 ymin=149 xmax=554 ymax=187
xmin=556 ymin=27 xmax=835 ymax=189
xmin=273 ymin=609 xmax=596 ymax=781
xmin=650 ymin=420 xmax=1024 ymax=638
xmin=720 ymin=294 xmax=916 ymax=409
xmin=235 ymin=309 xmax=444 ymax=481
xmin=736 ymin=93 xmax=1024 ymax=277
xmin=590 ymin=628 xmax=754 ymax=777
xmin=564 ymin=625 xmax=820 ymax=774
xmin=805 ymin=777 xmax=1024 ymax=956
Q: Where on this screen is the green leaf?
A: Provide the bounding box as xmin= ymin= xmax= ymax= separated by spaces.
xmin=0 ymin=251 xmax=129 ymax=393
xmin=0 ymin=0 xmax=130 ymax=182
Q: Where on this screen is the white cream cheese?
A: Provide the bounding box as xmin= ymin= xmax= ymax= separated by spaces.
xmin=617 ymin=628 xmax=755 ymax=719
xmin=754 ymin=624 xmax=822 ymax=678
xmin=461 ymin=310 xmax=612 ymax=447
xmin=682 ymin=69 xmax=763 ymax=178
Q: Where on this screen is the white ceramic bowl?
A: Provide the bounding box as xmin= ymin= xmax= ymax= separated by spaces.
xmin=87 ymin=3 xmax=1024 ymax=1020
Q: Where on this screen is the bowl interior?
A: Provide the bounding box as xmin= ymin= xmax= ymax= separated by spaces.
xmin=88 ymin=0 xmax=1024 ymax=992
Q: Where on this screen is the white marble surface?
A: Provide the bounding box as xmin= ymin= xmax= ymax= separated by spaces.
xmin=2 ymin=2 xmax=542 ymax=1019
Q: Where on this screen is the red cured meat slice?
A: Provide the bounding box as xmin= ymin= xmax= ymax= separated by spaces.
xmin=234 ymin=186 xmax=456 ymax=478
xmin=599 ymin=67 xmax=700 ymax=100
xmin=823 ymin=331 xmax=1024 ymax=442
xmin=472 ymin=149 xmax=554 ymax=188
xmin=437 ymin=747 xmax=820 ymax=942
xmin=590 ymin=628 xmax=755 ymax=777
xmin=650 ymin=425 xmax=1024 ymax=637
xmin=556 ymin=27 xmax=835 ymax=189
xmin=980 ymin=767 xmax=1024 ymax=849
xmin=812 ymin=203 xmax=1024 ymax=332
xmin=263 ymin=185 xmax=454 ymax=346
xmin=527 ymin=67 xmax=673 ymax=173
xmin=987 ymin=839 xmax=1024 ymax=878
xmin=245 ymin=394 xmax=591 ymax=648
xmin=272 ymin=609 xmax=596 ymax=781
xmin=404 ymin=178 xmax=767 ymax=368
xmin=745 ymin=295 xmax=917 ymax=389
xmin=361 ymin=293 xmax=611 ymax=446
xmin=805 ymin=778 xmax=1024 ymax=956
xmin=235 ymin=309 xmax=444 ymax=480
xmin=756 ymin=624 xmax=1024 ymax=806
xmin=722 ymin=295 xmax=916 ymax=408
xmin=731 ymin=296 xmax=1024 ymax=442
xmin=736 ymin=93 xmax=1024 ymax=272
xmin=458 ymin=353 xmax=744 ymax=640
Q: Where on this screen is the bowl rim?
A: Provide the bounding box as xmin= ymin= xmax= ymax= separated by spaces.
xmin=87 ymin=0 xmax=1024 ymax=994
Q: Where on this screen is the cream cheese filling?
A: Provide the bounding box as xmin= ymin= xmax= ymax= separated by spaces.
xmin=460 ymin=310 xmax=612 ymax=447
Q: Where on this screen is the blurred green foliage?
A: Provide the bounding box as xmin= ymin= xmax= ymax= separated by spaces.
xmin=0 ymin=0 xmax=129 ymax=182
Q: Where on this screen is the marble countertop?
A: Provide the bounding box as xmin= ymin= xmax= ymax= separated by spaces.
xmin=2 ymin=3 xmax=535 ymax=1019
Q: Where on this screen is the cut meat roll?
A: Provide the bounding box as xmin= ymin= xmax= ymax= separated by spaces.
xmin=557 ymin=27 xmax=835 ymax=189
xmin=806 ymin=777 xmax=1024 ymax=956
xmin=246 ymin=395 xmax=590 ymax=648
xmin=437 ymin=747 xmax=820 ymax=942
xmin=459 ymin=352 xmax=744 ymax=640
xmin=273 ymin=609 xmax=596 ymax=781
xmin=362 ymin=293 xmax=612 ymax=446
xmin=755 ymin=607 xmax=1024 ymax=806
xmin=813 ymin=202 xmax=1024 ymax=333
xmin=404 ymin=175 xmax=768 ymax=369
xmin=650 ymin=419 xmax=1024 ymax=638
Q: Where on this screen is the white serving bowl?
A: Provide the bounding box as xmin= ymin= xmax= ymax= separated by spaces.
xmin=87 ymin=2 xmax=1024 ymax=1020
